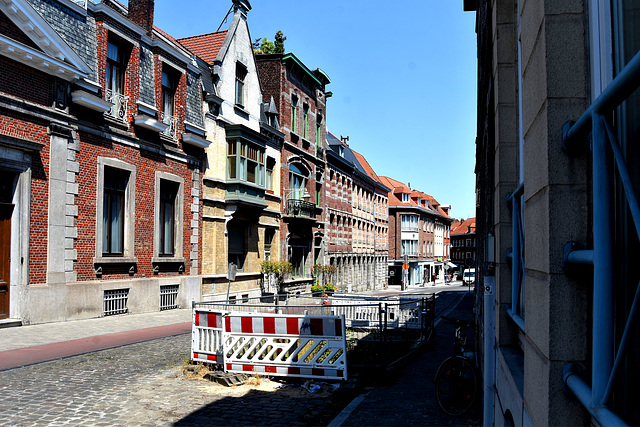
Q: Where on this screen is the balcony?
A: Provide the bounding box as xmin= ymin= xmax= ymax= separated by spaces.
xmin=161 ymin=112 xmax=178 ymax=140
xmin=286 ymin=199 xmax=316 ymax=219
xmin=105 ymin=89 xmax=128 ymax=120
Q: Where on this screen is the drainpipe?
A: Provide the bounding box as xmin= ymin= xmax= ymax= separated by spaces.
xmin=483 ymin=276 xmax=496 ymax=426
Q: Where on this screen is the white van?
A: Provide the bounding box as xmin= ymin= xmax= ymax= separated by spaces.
xmin=463 ymin=268 xmax=476 ymax=284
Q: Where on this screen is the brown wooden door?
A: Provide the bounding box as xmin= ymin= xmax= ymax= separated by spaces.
xmin=0 ymin=203 xmax=13 ymax=320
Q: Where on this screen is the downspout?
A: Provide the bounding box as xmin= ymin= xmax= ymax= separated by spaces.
xmin=483 ymin=275 xmax=496 ymax=426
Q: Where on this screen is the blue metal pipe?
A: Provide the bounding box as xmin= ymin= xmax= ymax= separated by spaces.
xmin=604 ymin=119 xmax=640 ymax=243
xmin=601 ymin=280 xmax=640 ymax=406
xmin=563 ymin=364 xmax=628 ymax=426
xmin=567 ymin=249 xmax=594 ymax=265
xmin=591 ymin=114 xmax=615 ymax=404
xmin=564 ymin=49 xmax=640 ymax=149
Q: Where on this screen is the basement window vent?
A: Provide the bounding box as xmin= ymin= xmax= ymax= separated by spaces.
xmin=103 ymin=289 xmax=129 ymax=316
xmin=160 ymin=284 xmax=179 ymax=310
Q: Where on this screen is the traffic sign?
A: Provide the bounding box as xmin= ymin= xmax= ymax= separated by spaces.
xmin=465 ymin=258 xmax=474 ymax=266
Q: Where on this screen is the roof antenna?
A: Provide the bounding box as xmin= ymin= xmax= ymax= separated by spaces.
xmin=217 ymin=5 xmax=234 ymax=32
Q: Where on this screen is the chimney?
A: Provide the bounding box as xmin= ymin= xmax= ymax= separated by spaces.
xmin=129 ymin=0 xmax=155 ymax=36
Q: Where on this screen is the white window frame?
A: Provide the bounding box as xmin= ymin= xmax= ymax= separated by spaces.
xmin=94 ymin=157 xmax=136 ymax=263
xmin=152 ymin=171 xmax=184 ymax=263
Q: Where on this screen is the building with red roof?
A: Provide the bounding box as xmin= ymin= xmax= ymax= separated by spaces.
xmin=379 ymin=176 xmax=454 ymax=287
xmin=450 ymin=217 xmax=476 ymax=275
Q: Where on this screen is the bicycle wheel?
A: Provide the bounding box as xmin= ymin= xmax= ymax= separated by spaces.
xmin=434 ymin=356 xmax=478 ymax=416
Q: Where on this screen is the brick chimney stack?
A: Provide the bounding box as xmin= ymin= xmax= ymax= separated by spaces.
xmin=128 ymin=0 xmax=155 ymax=36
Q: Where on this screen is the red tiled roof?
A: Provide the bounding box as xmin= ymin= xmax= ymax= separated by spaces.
xmin=451 ymin=217 xmax=476 ymax=235
xmin=351 ymin=149 xmax=380 ymax=182
xmin=177 ymin=31 xmax=228 ymax=64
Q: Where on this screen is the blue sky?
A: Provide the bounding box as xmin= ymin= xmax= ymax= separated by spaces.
xmin=154 ymin=0 xmax=478 ymax=220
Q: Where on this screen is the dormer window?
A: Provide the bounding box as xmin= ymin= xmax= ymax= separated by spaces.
xmin=235 ymin=63 xmax=247 ymax=107
xmin=161 ymin=67 xmax=178 ymax=139
xmin=339 ymin=146 xmax=344 ymax=157
xmin=402 ymin=193 xmax=410 ymax=203
xmin=105 ymin=39 xmax=129 ymax=119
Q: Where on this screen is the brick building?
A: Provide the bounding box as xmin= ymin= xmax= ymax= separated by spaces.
xmin=0 ymin=0 xmax=207 ymax=324
xmin=380 ymin=176 xmax=452 ymax=287
xmin=176 ymin=0 xmax=283 ymax=301
xmin=325 ymin=132 xmax=389 ymax=292
xmin=450 ymin=217 xmax=475 ymax=276
xmin=256 ymin=52 xmax=330 ymax=293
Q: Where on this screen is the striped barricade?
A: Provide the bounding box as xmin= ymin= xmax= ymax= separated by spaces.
xmin=222 ymin=313 xmax=347 ymax=380
xmin=191 ymin=309 xmax=225 ymax=365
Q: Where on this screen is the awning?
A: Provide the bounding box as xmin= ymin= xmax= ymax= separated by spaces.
xmin=446 ymin=262 xmax=458 ymax=268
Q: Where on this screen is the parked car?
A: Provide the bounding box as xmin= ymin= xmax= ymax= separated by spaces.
xmin=463 ymin=269 xmax=475 ymax=284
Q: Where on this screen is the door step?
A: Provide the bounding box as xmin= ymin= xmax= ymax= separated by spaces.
xmin=0 ymin=318 xmax=22 ymax=329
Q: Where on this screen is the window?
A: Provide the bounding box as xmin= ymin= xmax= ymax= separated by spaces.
xmin=227 ymin=140 xmax=265 ymax=186
xmin=288 ymin=237 xmax=308 ymax=277
xmin=316 ymin=114 xmax=323 ymax=146
xmin=161 ymin=67 xmax=179 ymax=139
xmin=96 ymin=158 xmax=136 ymax=261
xmin=288 ymin=163 xmax=308 ymax=200
xmin=402 ymin=193 xmax=410 ymax=203
xmin=162 ymin=69 xmax=176 ymax=118
xmin=153 ymin=172 xmax=184 ymax=261
xmin=235 ymin=63 xmax=247 ymax=107
xmin=401 ymin=239 xmax=417 ymax=256
xmin=265 ymin=157 xmax=275 ymax=191
xmin=228 ymin=222 xmax=245 ymax=271
xmin=290 ymin=95 xmax=298 ymax=133
xmin=102 ymin=166 xmax=127 ymax=256
xmin=302 ymin=104 xmax=309 ymax=139
xmin=401 ymin=215 xmax=418 ymax=231
xmin=105 ymin=40 xmax=128 ymax=119
xmin=264 ymin=228 xmax=275 ymax=260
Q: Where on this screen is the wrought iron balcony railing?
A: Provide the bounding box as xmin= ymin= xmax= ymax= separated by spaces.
xmin=161 ymin=112 xmax=178 ymax=140
xmin=286 ymin=198 xmax=316 ymax=219
xmin=105 ymin=89 xmax=128 ymax=120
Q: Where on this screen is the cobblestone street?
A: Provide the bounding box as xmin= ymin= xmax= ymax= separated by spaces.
xmin=0 ymin=334 xmax=347 ymax=426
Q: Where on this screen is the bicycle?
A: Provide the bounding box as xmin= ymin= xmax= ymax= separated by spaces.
xmin=433 ymin=316 xmax=479 ymax=416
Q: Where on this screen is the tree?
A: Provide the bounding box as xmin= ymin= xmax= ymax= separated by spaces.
xmin=253 ymin=31 xmax=286 ymax=55
xmin=274 ymin=30 xmax=286 ymax=54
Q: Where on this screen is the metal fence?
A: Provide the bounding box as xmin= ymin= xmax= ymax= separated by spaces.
xmin=103 ymin=288 xmax=128 ymax=316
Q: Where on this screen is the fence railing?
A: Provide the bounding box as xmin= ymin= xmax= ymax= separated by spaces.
xmin=161 ymin=112 xmax=178 ymax=140
xmin=104 ymin=89 xmax=128 ymax=120
xmin=286 ymin=198 xmax=316 ymax=218
xmin=561 ymin=47 xmax=640 ymax=427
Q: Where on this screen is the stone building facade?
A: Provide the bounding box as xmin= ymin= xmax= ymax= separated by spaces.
xmin=0 ymin=0 xmax=206 ymax=324
xmin=469 ymin=0 xmax=640 ymax=425
xmin=176 ymin=0 xmax=282 ymax=302
xmin=256 ymin=52 xmax=330 ymax=293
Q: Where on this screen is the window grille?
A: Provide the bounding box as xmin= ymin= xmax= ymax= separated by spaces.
xmin=160 ymin=284 xmax=179 ymax=310
xmin=103 ymin=289 xmax=129 ymax=316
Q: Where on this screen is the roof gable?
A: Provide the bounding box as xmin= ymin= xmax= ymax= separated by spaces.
xmin=0 ymin=0 xmax=92 ymax=80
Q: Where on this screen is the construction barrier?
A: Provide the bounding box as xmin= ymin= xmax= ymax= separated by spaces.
xmin=192 ymin=309 xmax=224 ymax=365
xmin=191 ymin=307 xmax=347 ymax=380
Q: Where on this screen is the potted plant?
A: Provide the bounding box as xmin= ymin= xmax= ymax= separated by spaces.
xmin=311 ymin=283 xmax=324 ymax=296
xmin=260 ymin=260 xmax=292 ymax=295
xmin=323 ymin=283 xmax=337 ymax=296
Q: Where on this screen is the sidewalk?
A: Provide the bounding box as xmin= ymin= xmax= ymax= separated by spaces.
xmin=0 ymin=308 xmax=191 ymax=370
xmin=330 ymin=291 xmax=481 ymax=426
